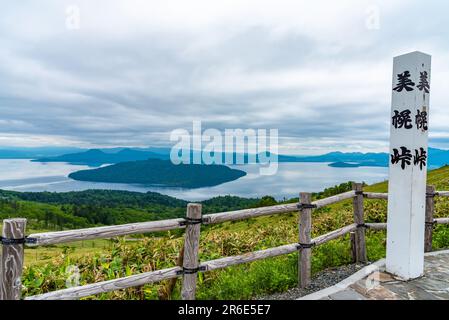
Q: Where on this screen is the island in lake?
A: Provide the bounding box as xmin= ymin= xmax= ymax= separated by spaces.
xmin=68 ymin=159 xmax=247 ymax=188
xmin=328 ymin=161 xmax=388 ymax=168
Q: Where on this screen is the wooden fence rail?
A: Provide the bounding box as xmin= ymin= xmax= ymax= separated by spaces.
xmin=2 ymin=184 xmax=449 ymax=300
xmin=26 ymin=223 xmax=359 ymax=300
xmin=26 ymin=192 xmax=356 ymax=247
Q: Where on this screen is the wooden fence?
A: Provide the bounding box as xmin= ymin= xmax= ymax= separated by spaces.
xmin=1 ymin=183 xmax=449 ymax=300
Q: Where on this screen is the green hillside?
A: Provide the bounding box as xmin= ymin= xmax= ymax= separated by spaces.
xmin=14 ymin=166 xmax=449 ymax=299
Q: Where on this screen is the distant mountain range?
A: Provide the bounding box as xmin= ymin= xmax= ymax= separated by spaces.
xmin=277 ymin=151 xmax=388 ymax=165
xmin=32 ymin=148 xmax=170 ymax=166
xmin=317 ymin=148 xmax=449 ymax=168
xmin=68 ymin=159 xmax=247 ymax=188
xmin=0 ymin=147 xmax=84 ymax=159
xmin=25 ymin=147 xmax=449 ymax=168
xmin=2 ymin=146 xmax=449 ymax=168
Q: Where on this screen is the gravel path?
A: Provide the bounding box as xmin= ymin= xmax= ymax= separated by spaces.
xmin=257 ymin=263 xmax=368 ymax=300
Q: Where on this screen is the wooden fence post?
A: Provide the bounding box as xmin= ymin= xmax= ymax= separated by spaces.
xmin=181 ymin=204 xmax=202 ymax=300
xmin=299 ymin=192 xmax=312 ymax=288
xmin=350 ymin=231 xmax=357 ymax=263
xmin=1 ymin=218 xmax=27 ymax=300
xmin=425 ymin=185 xmax=435 ymax=252
xmin=352 ymin=183 xmax=367 ymax=263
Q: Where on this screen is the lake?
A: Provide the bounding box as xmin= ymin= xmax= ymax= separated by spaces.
xmin=0 ymin=159 xmax=389 ymax=201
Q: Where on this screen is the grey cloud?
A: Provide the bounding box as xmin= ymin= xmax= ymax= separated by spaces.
xmin=0 ymin=1 xmax=448 ymax=152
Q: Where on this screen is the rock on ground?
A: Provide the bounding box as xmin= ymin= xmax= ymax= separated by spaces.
xmin=257 ymin=263 xmax=367 ymax=300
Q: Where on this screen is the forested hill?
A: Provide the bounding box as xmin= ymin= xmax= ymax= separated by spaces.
xmin=0 ymin=189 xmax=188 ymax=207
xmin=0 ymin=189 xmax=267 ymax=230
xmin=68 ymin=159 xmax=247 ymax=188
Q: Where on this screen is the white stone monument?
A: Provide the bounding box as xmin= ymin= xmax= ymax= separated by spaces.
xmin=386 ymin=51 xmax=431 ymax=280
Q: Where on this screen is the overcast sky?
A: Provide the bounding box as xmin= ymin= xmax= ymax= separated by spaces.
xmin=1 ymin=0 xmax=449 ymax=155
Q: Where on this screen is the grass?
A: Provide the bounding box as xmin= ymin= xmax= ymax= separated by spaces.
xmin=0 ymin=226 xmax=115 ymax=267
xmin=24 ymin=239 xmax=113 ymax=266
xmin=17 ymin=166 xmax=449 ymax=299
